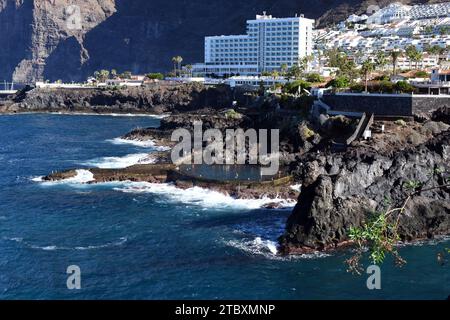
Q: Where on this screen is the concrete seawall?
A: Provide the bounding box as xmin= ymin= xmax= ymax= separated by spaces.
xmin=322 ymin=93 xmax=450 ymax=117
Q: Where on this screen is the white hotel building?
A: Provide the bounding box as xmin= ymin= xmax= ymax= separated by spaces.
xmin=192 ymin=13 xmax=315 ymax=77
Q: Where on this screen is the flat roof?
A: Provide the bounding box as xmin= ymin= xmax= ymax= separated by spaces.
xmin=247 ymin=16 xmax=315 ymax=23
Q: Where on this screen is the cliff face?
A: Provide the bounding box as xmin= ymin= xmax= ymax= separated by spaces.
xmin=280 ymin=118 xmax=450 ymax=254
xmin=0 ymin=0 xmax=445 ymax=83
xmin=0 ymin=0 xmax=116 ymax=83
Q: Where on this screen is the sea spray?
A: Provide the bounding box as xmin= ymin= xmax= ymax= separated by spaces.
xmin=32 ymin=169 xmax=95 ymax=185
xmin=107 ymin=137 xmax=170 ymax=151
xmin=113 ymin=182 xmax=296 ymax=210
xmin=81 ymin=153 xmax=156 ymax=169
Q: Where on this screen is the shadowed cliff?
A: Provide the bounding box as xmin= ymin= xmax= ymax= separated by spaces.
xmin=0 ymin=0 xmax=446 ymax=83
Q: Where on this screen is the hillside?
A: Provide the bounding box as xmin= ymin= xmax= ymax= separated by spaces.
xmin=0 ymin=0 xmax=446 ymax=83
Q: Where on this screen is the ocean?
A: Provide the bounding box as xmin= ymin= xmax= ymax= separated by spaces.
xmin=0 ymin=114 xmax=448 ymax=300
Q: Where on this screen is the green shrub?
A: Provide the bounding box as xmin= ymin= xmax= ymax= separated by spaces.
xmin=146 ymin=73 xmax=164 ymax=80
xmin=306 ymin=73 xmax=325 ymax=83
xmin=300 ymin=125 xmax=315 ymax=139
xmin=395 ymin=81 xmax=415 ymax=93
xmin=395 ymin=119 xmax=407 ymax=127
xmin=379 ymin=80 xmax=394 ymax=93
xmin=224 ymin=109 xmax=243 ymax=120
xmin=283 ymin=80 xmax=312 ymax=95
xmin=326 ymin=76 xmax=350 ymax=89
xmin=350 ymin=83 xmax=365 ymax=92
xmin=373 ymin=75 xmax=390 ymax=81
xmin=413 ymin=71 xmax=428 ymax=78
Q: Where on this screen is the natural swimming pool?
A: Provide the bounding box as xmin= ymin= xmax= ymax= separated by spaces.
xmin=178 ymin=164 xmax=285 ymax=182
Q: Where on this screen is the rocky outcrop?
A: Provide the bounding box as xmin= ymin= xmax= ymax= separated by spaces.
xmin=280 ymin=126 xmax=450 ymax=254
xmin=2 ymin=82 xmax=240 ymax=114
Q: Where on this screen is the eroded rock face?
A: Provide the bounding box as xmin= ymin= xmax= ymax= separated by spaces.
xmin=2 ymin=0 xmax=440 ymax=83
xmin=4 ymin=82 xmax=240 ymax=114
xmin=280 ymin=130 xmax=450 ymax=254
xmin=0 ymin=0 xmax=116 ymax=83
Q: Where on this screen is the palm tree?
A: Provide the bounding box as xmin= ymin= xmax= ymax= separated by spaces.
xmin=287 ymin=64 xmax=302 ymax=80
xmin=185 ymin=64 xmax=193 ymax=78
xmin=405 ymin=45 xmax=417 ymax=69
xmin=375 ymin=52 xmax=387 ymax=71
xmin=172 ymin=56 xmax=183 ymax=77
xmin=94 ymin=69 xmax=110 ymax=82
xmin=280 ymin=63 xmax=288 ymax=76
xmin=413 ymin=51 xmax=423 ymax=70
xmin=390 ymin=49 xmax=402 ymax=76
xmin=317 ymin=49 xmax=323 ymax=71
xmin=361 ymin=60 xmax=374 ymax=93
xmin=301 ymin=55 xmax=313 ymax=73
xmin=271 ymin=70 xmax=280 ymax=78
xmin=428 ymin=45 xmax=445 ymax=67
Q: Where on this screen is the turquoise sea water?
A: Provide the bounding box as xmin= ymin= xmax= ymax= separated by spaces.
xmin=0 ymin=114 xmax=448 ymax=300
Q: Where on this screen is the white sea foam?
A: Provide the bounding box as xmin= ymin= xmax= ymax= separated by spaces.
xmin=290 ymin=184 xmax=302 ymax=192
xmin=228 ymin=237 xmax=278 ymax=256
xmin=32 ymin=169 xmax=95 ymax=185
xmin=113 ymin=181 xmax=296 ymax=210
xmin=107 ymin=137 xmax=170 ymax=151
xmin=33 ymin=174 xmax=295 ymax=209
xmin=397 ymin=235 xmax=450 ymax=248
xmin=81 ymin=153 xmax=156 ymax=169
xmin=46 ymin=112 xmax=170 ymax=118
xmin=224 ymin=237 xmax=331 ymax=260
xmin=4 ymin=236 xmax=128 ymax=251
xmin=57 ymin=169 xmax=95 ymax=184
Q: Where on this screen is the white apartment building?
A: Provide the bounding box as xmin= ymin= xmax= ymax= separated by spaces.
xmin=366 ymin=2 xmax=450 ymax=25
xmin=395 ymin=55 xmax=440 ymax=70
xmin=193 ymin=13 xmax=315 ymax=77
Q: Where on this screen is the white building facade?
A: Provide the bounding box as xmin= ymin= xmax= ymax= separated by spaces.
xmin=193 ymin=13 xmax=315 ymax=77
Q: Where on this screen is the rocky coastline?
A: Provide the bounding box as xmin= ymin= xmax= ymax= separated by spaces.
xmin=0 ymin=82 xmax=258 ymax=115
xmin=20 ymin=84 xmax=450 ymax=255
xmin=118 ymin=105 xmax=450 ymax=255
xmin=280 ymin=128 xmax=450 ymax=254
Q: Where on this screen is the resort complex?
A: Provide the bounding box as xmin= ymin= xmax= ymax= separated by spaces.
xmin=192 ymin=13 xmax=315 ymax=77
xmin=17 ymin=3 xmax=450 ymax=99
xmin=316 ymin=2 xmax=450 ymax=68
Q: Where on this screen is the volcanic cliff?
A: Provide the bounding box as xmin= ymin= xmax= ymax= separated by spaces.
xmin=0 ymin=0 xmax=445 ymax=83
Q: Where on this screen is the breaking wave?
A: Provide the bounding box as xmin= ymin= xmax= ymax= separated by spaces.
xmin=81 ymin=153 xmax=156 ymax=169
xmin=225 ymin=214 xmax=330 ymax=260
xmin=32 ymin=169 xmax=95 ymax=185
xmin=107 ymin=137 xmax=170 ymax=151
xmin=224 ymin=237 xmax=331 ymax=261
xmin=113 ymin=181 xmax=296 ymax=210
xmin=3 ymin=236 xmax=128 ymax=251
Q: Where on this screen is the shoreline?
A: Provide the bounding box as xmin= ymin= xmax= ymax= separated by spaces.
xmin=8 ymin=86 xmax=449 ymax=257
xmin=30 ymin=167 xmax=450 ymax=257
xmin=38 ymin=164 xmax=299 ymax=205
xmin=0 ymin=110 xmax=170 ymax=118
